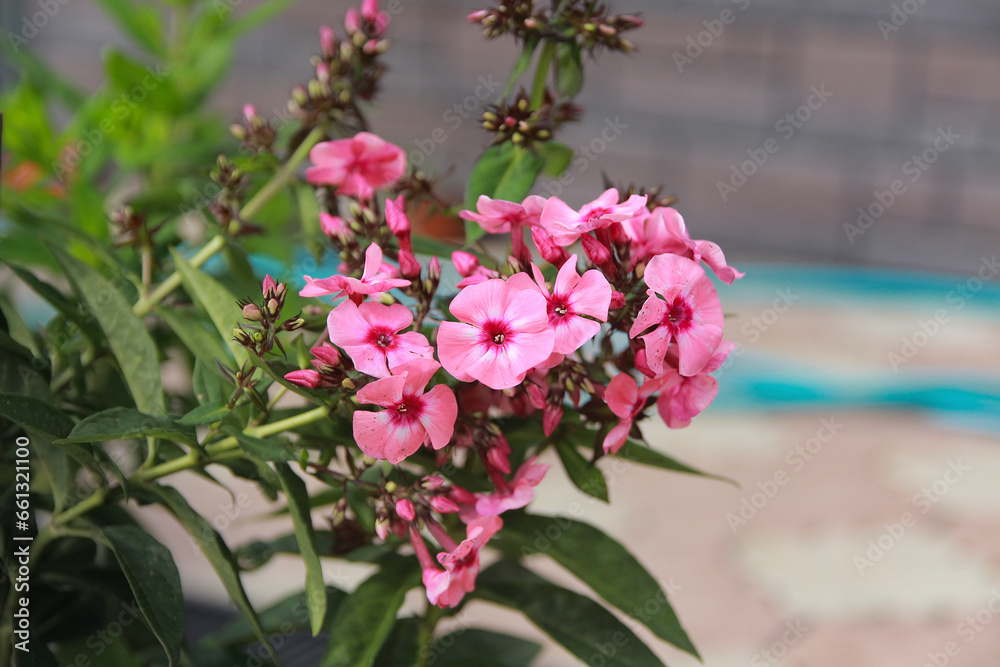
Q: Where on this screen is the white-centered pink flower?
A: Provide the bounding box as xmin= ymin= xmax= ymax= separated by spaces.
xmin=417 ymin=515 xmax=502 ymax=608
xmin=602 ymin=373 xmax=669 ymax=454
xmin=437 ymin=275 xmax=555 ymax=390
xmin=621 ymin=207 xmax=744 ymax=284
xmin=328 ymin=300 xmax=433 ymax=378
xmin=301 ymin=243 xmax=409 ymax=304
xmin=352 ymin=358 xmax=457 ymax=463
xmin=656 ymin=341 xmax=734 ymax=428
xmin=539 ymin=188 xmax=647 ymax=246
xmin=529 ymin=255 xmax=611 ymax=355
xmin=629 ymin=253 xmax=724 ymax=377
xmin=306 ymin=132 xmax=406 ymax=199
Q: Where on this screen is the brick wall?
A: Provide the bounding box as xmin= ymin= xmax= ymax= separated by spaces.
xmin=9 ymin=0 xmax=1000 ymax=273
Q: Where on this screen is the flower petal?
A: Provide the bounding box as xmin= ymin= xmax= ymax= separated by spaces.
xmin=418 ymin=384 xmax=458 ymax=449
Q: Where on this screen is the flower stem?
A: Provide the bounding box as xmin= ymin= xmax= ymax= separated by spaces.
xmin=531 ymin=40 xmax=557 ymax=109
xmin=132 ymin=233 xmax=226 ymax=316
xmin=415 ymin=605 xmax=444 ymax=667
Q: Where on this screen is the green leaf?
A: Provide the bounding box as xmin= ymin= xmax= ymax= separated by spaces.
xmin=555 ymin=439 xmax=608 ymax=502
xmin=372 ymin=617 xmax=420 ymax=667
xmin=49 ymin=245 xmax=166 ymax=415
xmin=432 ymin=629 xmax=543 ymax=667
xmin=0 ymin=393 xmax=74 ymax=438
xmin=275 ymin=462 xmax=327 ymax=635
xmin=93 ymin=0 xmax=164 ymax=55
xmin=169 ymin=248 xmax=246 ymax=366
xmin=142 ymin=485 xmax=279 ymax=665
xmin=30 ymin=429 xmax=70 ymax=512
xmin=3 ymin=261 xmax=102 ymax=343
xmin=223 ymin=0 xmax=299 ymax=37
xmin=538 ymin=142 xmax=575 ymax=178
xmin=96 ymin=525 xmax=184 ymax=666
xmin=555 ymin=42 xmax=584 ymax=98
xmin=502 ymin=513 xmax=698 ymax=658
xmin=476 ymin=561 xmax=667 ymax=667
xmin=502 ymin=36 xmax=541 ymax=98
xmin=464 ymin=144 xmax=546 ymax=244
xmin=178 ymin=401 xmax=230 ymax=425
xmin=617 ymin=439 xmax=737 ymax=487
xmin=157 ymin=306 xmax=236 ymax=372
xmin=320 ymin=557 xmax=420 ymax=667
xmin=221 ymin=425 xmax=294 ymax=461
xmin=59 ymin=407 xmax=197 ymax=446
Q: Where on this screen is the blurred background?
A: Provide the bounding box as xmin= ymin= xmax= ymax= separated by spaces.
xmin=4 ymin=0 xmax=1000 ymax=665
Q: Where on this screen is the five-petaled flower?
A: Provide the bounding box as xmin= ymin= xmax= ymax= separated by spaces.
xmin=301 ymin=243 xmax=410 ymax=304
xmin=328 ymin=299 xmax=433 ymax=378
xmin=306 ymin=132 xmax=406 ymax=199
xmin=416 ymin=515 xmax=502 ymax=608
xmin=602 ymin=372 xmax=668 ymax=454
xmin=539 ymin=188 xmax=647 ymax=246
xmin=353 ymin=358 xmax=458 ymax=463
xmin=438 ymin=275 xmax=555 ymax=390
xmin=629 ymin=253 xmax=724 ymax=377
xmin=529 ymin=255 xmax=612 ymax=355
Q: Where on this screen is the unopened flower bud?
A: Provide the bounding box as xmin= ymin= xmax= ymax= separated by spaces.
xmin=429 ymin=496 xmax=459 ymax=514
xmin=581 ymin=234 xmax=616 ymax=275
xmin=243 ymin=303 xmax=262 ymax=321
xmin=467 ymin=9 xmax=489 ymax=22
xmin=285 ymin=369 xmax=323 ymax=389
xmin=421 ymin=475 xmax=445 ymax=490
xmin=428 ymin=256 xmax=441 ymax=283
xmin=451 ymin=251 xmax=479 ymax=277
xmin=230 ymin=124 xmax=248 ymax=140
xmin=543 ymin=403 xmax=563 ymax=437
xmin=609 ymin=290 xmax=626 ymax=309
xmin=385 ymin=480 xmax=398 ymax=493
xmin=375 ymin=514 xmax=390 ymax=540
xmin=344 ymin=7 xmax=361 ymax=33
xmin=341 ymin=378 xmax=356 ymax=390
xmin=395 ymin=498 xmax=415 ymax=521
xmin=319 ymin=25 xmax=336 ymax=55
xmin=267 ymin=298 xmax=280 ymax=316
xmin=282 ymin=317 xmax=306 ymax=331
xmin=232 ymin=328 xmax=252 ymax=345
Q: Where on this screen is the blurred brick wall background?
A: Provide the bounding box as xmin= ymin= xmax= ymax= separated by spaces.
xmin=6 ymin=0 xmax=1000 ymax=273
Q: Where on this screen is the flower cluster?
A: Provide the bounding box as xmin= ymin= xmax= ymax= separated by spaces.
xmin=283 ymin=123 xmax=742 ymax=607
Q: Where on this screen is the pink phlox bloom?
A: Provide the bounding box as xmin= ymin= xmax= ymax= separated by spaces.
xmin=305 ymin=132 xmax=406 ymax=199
xmin=656 ymin=341 xmax=734 ymax=428
xmin=328 ymin=299 xmax=433 ymax=378
xmin=529 ymin=255 xmax=611 ymax=355
xmin=602 ymin=372 xmax=669 ymax=454
xmin=629 ymin=253 xmax=724 ymax=377
xmin=452 ymin=251 xmax=499 ymax=289
xmin=438 ymin=274 xmax=555 ymax=389
xmin=459 ymin=195 xmax=537 ymax=234
xmin=540 ymin=188 xmax=648 ymax=246
xmin=320 ymin=212 xmax=354 ymax=240
xmin=624 ymin=208 xmax=744 ymax=284
xmin=473 ymin=457 xmax=550 ymax=517
xmin=301 ymin=243 xmax=410 ymax=304
xmin=352 ymin=358 xmax=458 ymax=463
xmin=422 ymin=515 xmax=502 ymax=608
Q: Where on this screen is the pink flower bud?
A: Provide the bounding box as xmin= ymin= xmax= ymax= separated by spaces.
xmin=242 ymin=104 xmax=257 ymax=122
xmin=285 ymin=369 xmax=323 ymax=389
xmin=526 ymin=383 xmax=546 ymax=410
xmin=398 ymin=248 xmax=422 ymax=279
xmin=375 ymin=515 xmax=390 ymax=540
xmin=531 ymin=227 xmax=570 ymax=266
xmin=310 ymin=344 xmax=341 ymax=367
xmin=344 ymin=7 xmax=360 ymax=33
xmin=428 ymin=256 xmax=441 ymax=282
xmin=395 ymin=498 xmax=415 ymax=521
xmin=320 ymin=212 xmax=354 ymax=240
xmin=262 ymin=275 xmax=276 ymax=297
xmin=421 ymin=475 xmax=445 ymax=490
xmin=430 ymin=496 xmax=459 ymax=514
xmin=609 ymin=290 xmax=626 ymax=309
xmin=581 ymin=234 xmax=615 ymax=274
xmin=385 ymin=195 xmax=410 ymax=235
xmin=242 ymin=303 xmax=261 ymax=321
xmin=451 ymin=251 xmax=479 ymax=277
xmin=543 ymin=403 xmax=563 ymax=437
xmin=362 ymin=0 xmax=379 ymax=21
xmin=449 ymin=486 xmax=477 ymax=505
xmin=486 ymin=445 xmax=511 ymax=475
xmin=316 ymin=62 xmax=330 ymax=82
xmin=319 ymin=25 xmax=336 ymax=55
xmin=467 ymin=9 xmax=489 ymax=22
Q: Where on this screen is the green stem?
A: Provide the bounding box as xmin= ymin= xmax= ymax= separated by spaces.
xmin=415 ymin=605 xmax=444 ymax=667
xmin=132 ymin=126 xmax=326 ymax=317
xmin=530 ymin=40 xmax=557 ymax=109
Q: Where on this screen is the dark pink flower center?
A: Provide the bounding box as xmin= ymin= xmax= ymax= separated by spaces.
xmin=369 ymin=327 xmax=395 ymax=349
xmin=662 ymin=298 xmax=693 ymax=334
xmin=392 ymin=394 xmax=424 ymax=425
xmin=549 ymin=297 xmax=570 ymax=319
xmin=481 ymin=320 xmax=511 ymax=347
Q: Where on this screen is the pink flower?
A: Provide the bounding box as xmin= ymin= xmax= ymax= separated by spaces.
xmin=306 ymin=132 xmax=406 ymax=199
xmin=602 ymin=373 xmax=669 ymax=454
xmin=472 ymin=457 xmax=549 ymax=518
xmin=622 ymin=207 xmax=744 ymax=284
xmin=417 ymin=516 xmax=502 ymax=608
xmin=451 ymin=251 xmax=499 ymax=289
xmin=539 ymin=189 xmax=647 ymax=246
xmin=353 ymin=358 xmax=457 ymax=463
xmin=530 ymin=226 xmax=570 ymax=266
xmin=320 ymin=212 xmax=354 ymax=241
xmin=629 ymin=254 xmax=724 ymax=377
xmin=328 ymin=300 xmax=433 ymax=378
xmin=438 ymin=275 xmax=555 ymax=390
xmin=529 ymin=255 xmax=611 ymax=355
xmin=385 ymin=195 xmax=421 ymax=278
xmin=458 ymin=195 xmax=542 ymax=233
xmin=301 ymin=243 xmax=409 ymax=304
xmin=656 ymin=341 xmax=734 ymax=428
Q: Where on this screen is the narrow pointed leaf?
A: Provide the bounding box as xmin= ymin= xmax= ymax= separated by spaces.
xmin=275 ymin=462 xmax=327 ymax=635
xmin=617 ymin=439 xmax=738 ymax=487
xmin=0 ymin=393 xmax=74 ymax=438
xmin=96 ymin=526 xmax=184 ymax=666
xmin=433 ymin=629 xmax=542 ymax=667
xmin=58 ymin=407 xmax=197 ymax=446
xmin=502 ymin=512 xmax=698 ymax=658
xmin=555 ymin=440 xmax=608 ymax=502
xmin=50 ymin=246 xmax=166 ymax=415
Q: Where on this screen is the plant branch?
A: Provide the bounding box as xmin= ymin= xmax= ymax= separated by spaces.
xmin=531 ymin=40 xmax=557 ymax=109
